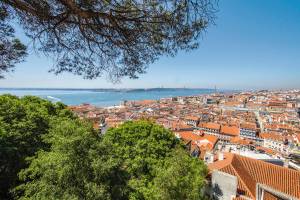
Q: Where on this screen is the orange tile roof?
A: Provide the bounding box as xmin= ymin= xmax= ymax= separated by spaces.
xmin=255 ymin=146 xmax=278 ymax=156
xmin=240 ymin=122 xmax=257 ymax=130
xmin=202 ymin=134 xmax=219 ymax=145
xmin=263 ymin=191 xmax=279 ymax=200
xmin=277 ymin=124 xmax=294 ymax=130
xmin=259 ymin=132 xmax=285 ymax=142
xmin=230 ymin=137 xmax=251 ymax=145
xmin=264 ymin=124 xmax=279 ymax=130
xmin=175 ymin=131 xmax=218 ymax=151
xmin=221 ymin=125 xmax=240 ymax=136
xmin=171 ymin=121 xmax=193 ymax=130
xmin=209 ymin=153 xmax=300 ymax=199
xmin=200 ymin=122 xmax=221 ymax=130
xmin=185 ymin=116 xmax=199 ymax=121
xmin=224 ymin=101 xmax=243 ymax=106
xmin=134 ymin=99 xmax=156 ymax=105
xmin=176 ymin=131 xmax=203 ymax=141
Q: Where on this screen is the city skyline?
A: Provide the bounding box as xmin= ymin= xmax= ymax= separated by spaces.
xmin=1 ymin=1 xmax=300 ymax=198
xmin=1 ymin=0 xmax=300 ymax=90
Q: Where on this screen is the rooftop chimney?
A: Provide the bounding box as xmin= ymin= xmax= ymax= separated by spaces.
xmin=218 ymin=152 xmax=224 ymax=161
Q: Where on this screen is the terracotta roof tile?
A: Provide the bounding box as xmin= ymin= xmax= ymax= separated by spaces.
xmin=259 ymin=132 xmax=285 ymax=142
xmin=255 ymin=146 xmax=278 ymax=156
xmin=263 ymin=191 xmax=278 ymax=200
xmin=200 ymin=122 xmax=221 ymax=130
xmin=230 ymin=137 xmax=251 ymax=145
xmin=175 ymin=131 xmax=218 ymax=151
xmin=240 ymin=122 xmax=257 ymax=130
xmin=185 ymin=116 xmax=199 ymax=121
xmin=221 ymin=126 xmax=240 ymax=136
xmin=209 ymin=153 xmax=300 ymax=199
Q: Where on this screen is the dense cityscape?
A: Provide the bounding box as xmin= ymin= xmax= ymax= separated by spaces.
xmin=1 ymin=0 xmax=300 ymax=199
xmin=70 ymin=90 xmax=300 ymax=200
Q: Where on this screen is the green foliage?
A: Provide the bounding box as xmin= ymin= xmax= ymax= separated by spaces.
xmin=145 ymin=149 xmax=208 ymax=200
xmin=0 ymin=5 xmax=27 ymax=78
xmin=16 ymin=119 xmax=112 ymax=200
xmin=102 ymin=121 xmax=208 ymax=199
xmin=17 ymin=120 xmax=208 ymax=200
xmin=0 ymin=94 xmax=73 ymax=199
xmin=101 ymin=120 xmax=181 ymax=199
xmin=1 ymin=0 xmax=216 ymax=80
xmin=0 ymin=95 xmax=208 ymax=199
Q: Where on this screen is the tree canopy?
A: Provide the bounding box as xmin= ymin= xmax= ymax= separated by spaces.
xmin=0 ymin=94 xmax=74 ymax=199
xmin=1 ymin=0 xmax=216 ymax=80
xmin=16 ymin=120 xmax=208 ymax=200
xmin=0 ymin=5 xmax=27 ymax=78
xmin=0 ymin=95 xmax=208 ymax=200
xmin=16 ymin=118 xmax=112 ymax=200
xmin=145 ymin=149 xmax=208 ymax=200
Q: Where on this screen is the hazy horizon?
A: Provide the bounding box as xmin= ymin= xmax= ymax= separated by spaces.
xmin=1 ymin=87 xmax=298 ymax=93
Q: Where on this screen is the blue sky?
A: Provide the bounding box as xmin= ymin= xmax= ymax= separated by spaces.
xmin=1 ymin=0 xmax=300 ymax=89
